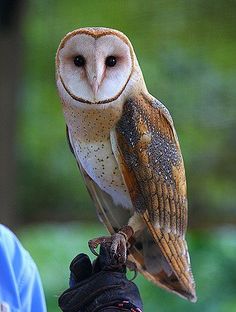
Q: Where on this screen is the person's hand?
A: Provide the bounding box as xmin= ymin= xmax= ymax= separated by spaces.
xmin=58 ymin=242 xmax=143 ymax=312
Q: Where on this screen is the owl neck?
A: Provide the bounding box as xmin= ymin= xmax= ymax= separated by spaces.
xmin=61 ymin=65 xmax=147 ymax=143
xmin=63 ymin=99 xmax=124 ymax=143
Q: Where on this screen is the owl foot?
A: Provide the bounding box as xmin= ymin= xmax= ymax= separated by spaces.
xmin=88 ymin=235 xmax=112 ymax=257
xmin=88 ymin=233 xmax=127 ymax=264
xmin=126 ymin=259 xmax=138 ymax=280
xmin=88 ymin=225 xmax=134 ymax=264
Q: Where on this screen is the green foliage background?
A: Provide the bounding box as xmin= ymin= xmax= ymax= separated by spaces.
xmin=14 ymin=0 xmax=236 ymax=311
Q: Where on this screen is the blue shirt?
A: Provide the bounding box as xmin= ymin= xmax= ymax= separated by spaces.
xmin=0 ymin=225 xmax=47 ymax=312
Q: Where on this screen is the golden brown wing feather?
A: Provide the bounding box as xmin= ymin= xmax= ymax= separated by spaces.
xmin=73 ymin=156 xmax=184 ymax=295
xmin=112 ymin=93 xmax=196 ymax=302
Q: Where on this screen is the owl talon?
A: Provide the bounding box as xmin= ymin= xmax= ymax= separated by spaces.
xmin=88 ymin=236 xmax=111 ymax=256
xmin=110 ymin=232 xmax=127 ymax=264
xmin=126 ymin=260 xmax=138 ymax=280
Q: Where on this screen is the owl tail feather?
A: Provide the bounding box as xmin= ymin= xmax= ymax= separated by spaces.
xmin=128 ymin=230 xmax=197 ymax=302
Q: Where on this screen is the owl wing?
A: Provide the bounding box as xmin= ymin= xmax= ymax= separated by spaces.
xmin=66 ymin=126 xmax=191 ymax=299
xmin=111 ymin=93 xmax=196 ymax=302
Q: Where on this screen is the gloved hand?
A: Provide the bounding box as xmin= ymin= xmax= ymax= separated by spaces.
xmin=58 ymin=242 xmax=143 ymax=312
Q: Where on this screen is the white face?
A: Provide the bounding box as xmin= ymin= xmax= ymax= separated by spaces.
xmin=57 ymin=33 xmax=133 ymax=104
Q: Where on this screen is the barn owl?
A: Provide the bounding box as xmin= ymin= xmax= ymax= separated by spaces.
xmin=56 ymin=27 xmax=196 ymax=302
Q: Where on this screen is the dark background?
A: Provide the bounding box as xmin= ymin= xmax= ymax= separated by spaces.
xmin=0 ymin=0 xmax=236 ymax=311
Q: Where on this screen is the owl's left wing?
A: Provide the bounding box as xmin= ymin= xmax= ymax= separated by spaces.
xmin=111 ymin=93 xmax=196 ymax=302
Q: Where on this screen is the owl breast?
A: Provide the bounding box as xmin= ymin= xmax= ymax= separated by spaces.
xmin=73 ymin=138 xmax=132 ymax=209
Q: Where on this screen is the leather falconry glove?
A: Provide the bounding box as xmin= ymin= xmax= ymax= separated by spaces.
xmin=58 ymin=242 xmax=143 ymax=312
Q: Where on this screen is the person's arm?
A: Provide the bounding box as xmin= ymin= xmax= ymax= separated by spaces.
xmin=0 ymin=224 xmax=47 ymax=312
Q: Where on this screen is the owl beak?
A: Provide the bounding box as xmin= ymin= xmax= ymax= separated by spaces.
xmin=91 ymin=60 xmax=104 ymax=96
xmin=88 ymin=62 xmax=103 ymax=97
xmin=92 ymin=77 xmax=99 ymax=95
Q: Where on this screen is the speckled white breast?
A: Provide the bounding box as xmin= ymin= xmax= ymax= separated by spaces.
xmin=72 ymin=137 xmax=132 ymax=209
xmin=59 ymin=78 xmax=134 ymax=209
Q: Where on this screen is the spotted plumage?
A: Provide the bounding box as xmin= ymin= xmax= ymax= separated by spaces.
xmin=56 ymin=27 xmax=196 ymax=302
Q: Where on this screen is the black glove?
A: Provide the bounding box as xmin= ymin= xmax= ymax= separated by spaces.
xmin=58 ymin=242 xmax=143 ymax=312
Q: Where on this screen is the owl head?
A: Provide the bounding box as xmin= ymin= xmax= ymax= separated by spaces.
xmin=56 ymin=27 xmax=144 ymax=105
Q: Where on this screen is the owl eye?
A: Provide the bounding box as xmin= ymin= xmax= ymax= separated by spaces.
xmin=74 ymin=55 xmax=86 ymax=67
xmin=105 ymin=56 xmax=117 ymax=67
